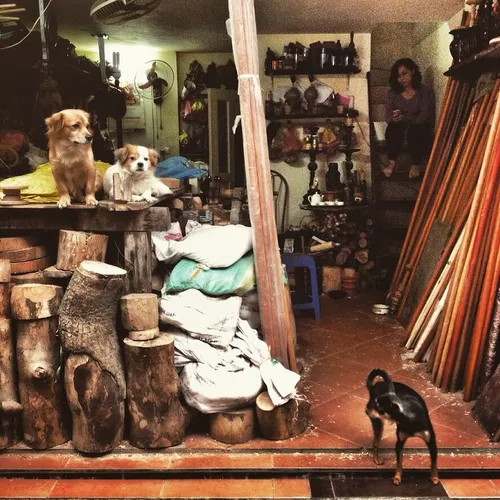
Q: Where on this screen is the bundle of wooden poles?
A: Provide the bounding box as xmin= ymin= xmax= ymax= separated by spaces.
xmin=387 ymin=75 xmax=500 ymax=401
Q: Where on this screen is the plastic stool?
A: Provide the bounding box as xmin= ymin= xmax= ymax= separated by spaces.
xmin=282 ymin=253 xmax=321 ymax=320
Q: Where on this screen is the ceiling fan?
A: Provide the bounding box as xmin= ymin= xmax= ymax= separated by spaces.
xmin=90 ymin=0 xmax=161 ymax=25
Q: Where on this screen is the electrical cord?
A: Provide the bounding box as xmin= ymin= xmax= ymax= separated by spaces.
xmin=0 ymin=0 xmax=54 ymax=51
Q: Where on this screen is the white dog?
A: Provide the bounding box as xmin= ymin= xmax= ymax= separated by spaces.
xmin=103 ymin=144 xmax=171 ymax=202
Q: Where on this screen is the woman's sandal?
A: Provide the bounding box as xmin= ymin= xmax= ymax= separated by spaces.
xmin=409 ymin=165 xmax=421 ymax=179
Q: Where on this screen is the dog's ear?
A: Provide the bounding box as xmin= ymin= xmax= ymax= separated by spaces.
xmin=148 ymin=149 xmax=159 ymax=167
xmin=114 ymin=146 xmax=129 ymax=164
xmin=45 ymin=112 xmax=64 ymax=133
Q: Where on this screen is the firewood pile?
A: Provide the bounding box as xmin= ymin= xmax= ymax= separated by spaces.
xmin=387 ymin=75 xmax=500 ymax=402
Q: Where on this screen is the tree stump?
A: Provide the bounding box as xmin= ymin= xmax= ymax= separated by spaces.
xmin=0 ymin=317 xmax=22 ymax=449
xmin=11 ymin=284 xmax=70 ymax=449
xmin=0 ymin=259 xmax=10 ymax=318
xmin=59 ymin=261 xmax=127 ymax=453
xmin=56 ymin=230 xmax=109 ymax=271
xmin=128 ymin=327 xmax=160 ymax=341
xmin=123 ymin=333 xmax=188 ymax=449
xmin=256 ymin=392 xmax=310 ymax=440
xmin=209 ymin=406 xmax=256 ymax=444
xmin=120 ymin=293 xmax=159 ymax=331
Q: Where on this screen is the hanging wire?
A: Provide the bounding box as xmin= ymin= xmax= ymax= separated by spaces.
xmin=0 ymin=0 xmax=54 ymax=50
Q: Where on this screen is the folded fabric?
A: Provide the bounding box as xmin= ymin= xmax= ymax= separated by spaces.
xmin=155 ymin=156 xmax=208 ymax=179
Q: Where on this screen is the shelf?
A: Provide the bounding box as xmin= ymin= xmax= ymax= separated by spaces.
xmin=265 ymin=66 xmax=361 ymax=77
xmin=266 ymin=110 xmax=359 ymax=121
xmin=444 ymin=43 xmax=500 ymax=78
xmin=300 ymin=203 xmax=369 ymax=211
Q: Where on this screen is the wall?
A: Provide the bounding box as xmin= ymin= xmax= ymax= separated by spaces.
xmin=414 ymin=10 xmax=464 ymax=114
xmin=257 ymin=33 xmax=371 ymax=227
xmin=76 ymin=45 xmax=179 ymax=155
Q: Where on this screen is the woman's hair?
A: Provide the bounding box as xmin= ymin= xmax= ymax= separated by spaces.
xmin=389 ymin=58 xmax=422 ymax=92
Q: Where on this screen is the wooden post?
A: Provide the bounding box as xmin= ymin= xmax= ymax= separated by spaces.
xmin=209 ymin=406 xmax=256 ymax=444
xmin=120 ymin=293 xmax=159 ymax=331
xmin=59 ymin=261 xmax=127 ymax=453
xmin=123 ymin=333 xmax=188 ymax=449
xmin=227 ymin=0 xmax=294 ymax=367
xmin=56 ymin=230 xmax=109 ymax=271
xmin=10 ymin=284 xmax=70 ymax=449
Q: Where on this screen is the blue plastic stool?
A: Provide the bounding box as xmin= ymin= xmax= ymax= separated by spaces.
xmin=282 ymin=253 xmax=321 ymax=320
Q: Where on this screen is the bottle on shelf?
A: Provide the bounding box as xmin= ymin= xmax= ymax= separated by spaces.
xmin=334 ymin=40 xmax=344 ymax=67
xmin=265 ymin=47 xmax=276 ymax=74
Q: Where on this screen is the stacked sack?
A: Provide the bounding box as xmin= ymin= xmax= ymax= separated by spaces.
xmin=152 ymin=223 xmax=299 ymax=414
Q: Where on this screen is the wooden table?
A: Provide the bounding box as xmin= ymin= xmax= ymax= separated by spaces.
xmin=0 ymin=193 xmax=178 ymax=293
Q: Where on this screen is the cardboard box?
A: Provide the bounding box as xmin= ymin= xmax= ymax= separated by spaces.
xmin=159 ymin=178 xmax=181 ymax=189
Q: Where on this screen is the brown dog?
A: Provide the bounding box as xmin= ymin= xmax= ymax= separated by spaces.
xmin=45 ymin=109 xmax=102 ymax=208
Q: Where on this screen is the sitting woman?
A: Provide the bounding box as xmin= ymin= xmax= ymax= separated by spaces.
xmin=383 ymin=58 xmax=435 ymax=178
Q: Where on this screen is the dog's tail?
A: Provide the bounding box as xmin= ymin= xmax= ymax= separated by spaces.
xmin=366 ymin=368 xmax=395 ymax=392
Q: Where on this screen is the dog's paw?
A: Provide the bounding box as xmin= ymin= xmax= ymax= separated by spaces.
xmin=57 ymin=196 xmax=71 ymax=208
xmin=373 ymin=455 xmax=385 ymax=465
xmin=141 ymin=194 xmax=157 ymax=204
xmin=392 ymin=474 xmax=402 ymax=486
xmin=85 ymin=195 xmax=98 ymax=206
xmin=431 ymin=475 xmax=439 ymax=485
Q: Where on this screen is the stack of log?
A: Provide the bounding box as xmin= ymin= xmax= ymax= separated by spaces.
xmin=387 ymin=75 xmax=500 ymax=401
xmin=120 ymin=292 xmax=188 ymax=449
xmin=0 ymin=235 xmax=51 ymax=278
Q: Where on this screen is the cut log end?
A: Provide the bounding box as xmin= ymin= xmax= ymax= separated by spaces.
xmin=1 ymin=401 xmax=22 ymax=413
xmin=79 ymin=260 xmax=127 ymax=278
xmin=256 ymin=392 xmax=310 ymax=441
xmin=10 ymin=284 xmax=64 ymax=320
xmin=124 ymin=332 xmax=172 ymax=347
xmin=209 ymin=406 xmax=256 ymax=444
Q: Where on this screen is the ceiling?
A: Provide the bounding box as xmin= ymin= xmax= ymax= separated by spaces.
xmin=16 ymin=0 xmax=463 ymax=53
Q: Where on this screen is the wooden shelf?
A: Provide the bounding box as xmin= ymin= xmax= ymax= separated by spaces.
xmin=266 ymin=109 xmax=359 ymax=122
xmin=444 ymin=43 xmax=500 ymax=78
xmin=300 ymin=203 xmax=369 ymax=212
xmin=265 ymin=66 xmax=361 ymax=77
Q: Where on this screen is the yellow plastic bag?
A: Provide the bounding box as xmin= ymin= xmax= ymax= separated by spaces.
xmin=0 ymin=162 xmax=110 ymax=204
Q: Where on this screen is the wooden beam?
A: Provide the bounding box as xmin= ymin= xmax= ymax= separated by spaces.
xmin=227 ymin=0 xmax=294 ymax=368
xmin=0 ymin=207 xmax=171 ymax=232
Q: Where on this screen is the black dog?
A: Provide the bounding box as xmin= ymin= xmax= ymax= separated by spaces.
xmin=365 ymin=368 xmax=438 ymax=485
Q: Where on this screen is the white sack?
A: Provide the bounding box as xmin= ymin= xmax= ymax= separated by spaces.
xmin=180 ymin=361 xmax=264 ymax=414
xmin=160 ymin=289 xmax=242 ymax=348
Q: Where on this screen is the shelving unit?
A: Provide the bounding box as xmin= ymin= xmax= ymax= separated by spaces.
xmin=444 ymin=43 xmax=500 ymax=78
xmin=265 ymin=66 xmax=361 ymax=77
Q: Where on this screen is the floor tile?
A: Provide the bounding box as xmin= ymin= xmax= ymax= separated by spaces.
xmin=273 ymin=451 xmax=376 ymax=469
xmin=331 ymin=476 xmax=447 ymax=497
xmin=0 ymin=453 xmax=70 ymax=469
xmin=168 ymin=452 xmax=273 ymax=469
xmin=273 ymin=478 xmax=311 ymax=498
xmin=50 ymin=479 xmax=164 ymax=498
xmin=475 ymin=453 xmax=500 ymax=468
xmin=160 ymin=478 xmax=275 ymax=498
xmin=65 ymin=453 xmax=171 ymax=470
xmin=441 ymin=478 xmax=500 ymax=497
xmin=309 ymin=476 xmax=333 ymax=498
xmin=0 ymin=478 xmax=56 ymax=498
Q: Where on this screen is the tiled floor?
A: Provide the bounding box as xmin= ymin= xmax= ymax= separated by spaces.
xmin=0 ymin=291 xmax=498 ymax=498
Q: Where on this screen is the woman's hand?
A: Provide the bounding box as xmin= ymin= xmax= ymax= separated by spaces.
xmin=392 ymin=109 xmax=403 ymax=123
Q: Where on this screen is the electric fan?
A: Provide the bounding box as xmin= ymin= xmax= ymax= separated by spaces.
xmin=134 ymin=60 xmax=174 ymax=105
xmin=90 ymin=0 xmax=161 ymax=25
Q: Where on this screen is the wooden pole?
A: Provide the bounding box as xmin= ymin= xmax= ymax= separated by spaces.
xmin=227 ymin=0 xmax=293 ymax=367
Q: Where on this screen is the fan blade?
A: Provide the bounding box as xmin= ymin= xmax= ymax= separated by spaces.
xmin=138 ymin=80 xmax=153 ymax=90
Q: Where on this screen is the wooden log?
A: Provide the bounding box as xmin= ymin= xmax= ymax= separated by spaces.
xmin=0 ymin=236 xmax=40 ymax=252
xmin=13 ymin=308 xmax=70 ymax=449
xmin=322 ymin=266 xmax=342 ymax=293
xmin=120 ymin=293 xmax=159 ymax=331
xmin=59 ymin=261 xmax=127 ymax=453
xmin=123 ymin=232 xmax=152 ymax=294
xmin=11 ymin=271 xmax=54 ymax=285
xmin=0 ymin=318 xmax=22 ymax=449
xmin=112 ymin=172 xmax=132 ymax=203
xmin=56 ymin=230 xmax=109 ymax=271
xmin=65 ymin=354 xmax=124 ymax=453
xmin=354 ymin=250 xmax=369 ymax=264
xmin=10 ymin=256 xmax=52 ymax=275
xmin=10 ymin=284 xmax=63 ymax=320
xmin=209 ymin=406 xmax=255 ymax=444
xmin=123 ymin=333 xmax=188 ymax=449
xmin=0 ymin=283 xmax=9 ymax=318
xmin=0 ymin=259 xmax=10 ymax=283
xmin=128 ymin=326 xmax=160 ymax=341
xmin=0 ymin=245 xmax=48 ymax=263
xmin=256 ymin=392 xmax=310 ymax=440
